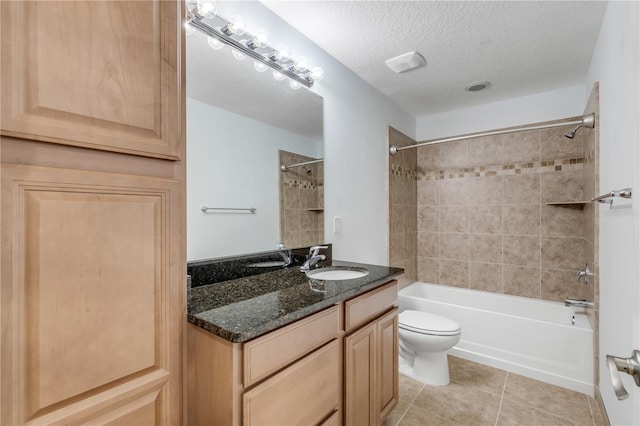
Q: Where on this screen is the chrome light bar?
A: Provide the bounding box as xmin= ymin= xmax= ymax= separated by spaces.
xmin=186 ymin=8 xmax=318 ymax=88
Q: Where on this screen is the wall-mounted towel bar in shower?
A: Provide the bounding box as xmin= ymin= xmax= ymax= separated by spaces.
xmin=201 ymin=206 xmax=257 ymax=213
xmin=280 ymin=158 xmax=324 ymax=172
xmin=591 ymin=188 xmax=632 ymax=204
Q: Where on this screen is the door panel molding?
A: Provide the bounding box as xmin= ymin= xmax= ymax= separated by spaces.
xmin=1 ymin=164 xmax=182 ymax=424
xmin=0 ymin=1 xmax=182 ymax=160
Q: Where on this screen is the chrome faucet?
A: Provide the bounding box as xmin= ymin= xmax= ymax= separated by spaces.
xmin=577 ymin=263 xmax=593 ymax=285
xmin=300 ymin=245 xmax=328 ymax=272
xmin=278 ymin=249 xmax=293 ymax=267
xmin=564 ymin=298 xmax=594 ymax=309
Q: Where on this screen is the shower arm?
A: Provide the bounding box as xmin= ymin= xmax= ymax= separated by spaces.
xmin=389 ymin=113 xmax=595 ymax=155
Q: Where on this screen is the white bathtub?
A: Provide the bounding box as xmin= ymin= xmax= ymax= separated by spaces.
xmin=398 ymin=282 xmax=594 ymax=395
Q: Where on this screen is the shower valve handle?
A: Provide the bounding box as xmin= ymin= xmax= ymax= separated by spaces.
xmin=605 ymin=350 xmax=640 ymax=400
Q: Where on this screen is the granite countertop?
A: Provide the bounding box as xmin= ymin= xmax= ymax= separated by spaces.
xmin=187 ymin=260 xmax=404 ymax=343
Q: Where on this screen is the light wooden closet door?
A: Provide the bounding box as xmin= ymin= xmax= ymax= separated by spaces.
xmin=0 ymin=0 xmax=182 ymax=160
xmin=1 ymin=164 xmax=183 ymax=425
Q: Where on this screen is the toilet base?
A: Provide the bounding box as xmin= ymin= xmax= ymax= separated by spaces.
xmin=399 ymin=351 xmax=451 ymax=386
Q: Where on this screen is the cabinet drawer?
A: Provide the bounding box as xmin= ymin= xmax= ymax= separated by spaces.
xmin=344 ymin=280 xmax=397 ymax=332
xmin=243 ymin=305 xmax=339 ymax=387
xmin=243 ymin=340 xmax=340 ymax=426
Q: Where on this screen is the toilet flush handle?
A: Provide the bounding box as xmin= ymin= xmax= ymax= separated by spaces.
xmin=605 ymin=350 xmax=640 ymax=400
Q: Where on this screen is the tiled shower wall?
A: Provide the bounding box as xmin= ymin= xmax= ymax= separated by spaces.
xmin=388 ymin=87 xmax=601 ymax=399
xmin=388 ymin=128 xmax=417 ymax=288
xmin=583 ymin=85 xmax=600 ymax=388
xmin=389 ymin=115 xmax=598 ymax=304
xmin=417 ymin=120 xmax=592 ymax=302
xmin=279 ymin=150 xmax=324 ymax=248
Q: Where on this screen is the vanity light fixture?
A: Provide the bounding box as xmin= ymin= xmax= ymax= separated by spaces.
xmin=186 ymin=1 xmax=323 ymax=88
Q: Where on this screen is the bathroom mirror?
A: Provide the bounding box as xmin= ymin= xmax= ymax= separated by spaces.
xmin=186 ymin=27 xmax=324 ymax=261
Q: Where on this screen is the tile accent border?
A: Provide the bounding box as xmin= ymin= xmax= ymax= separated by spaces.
xmin=391 ymin=157 xmax=585 ymax=182
xmin=283 ymin=178 xmax=323 ymax=190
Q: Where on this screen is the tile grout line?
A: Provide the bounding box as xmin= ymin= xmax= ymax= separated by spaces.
xmin=496 ymin=375 xmax=593 ymax=426
xmin=501 ymin=177 xmax=505 ymax=294
xmin=538 ymin=134 xmax=543 ymax=301
xmin=586 ymin=394 xmax=597 ymax=426
xmin=467 ymin=206 xmax=471 ymax=289
xmin=494 ymin=371 xmax=509 ymax=426
xmin=502 ymin=394 xmax=592 ymax=426
xmin=394 ymin=383 xmax=426 ymax=426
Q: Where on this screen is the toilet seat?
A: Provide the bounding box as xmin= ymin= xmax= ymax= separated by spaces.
xmin=399 ymin=310 xmax=461 ymax=336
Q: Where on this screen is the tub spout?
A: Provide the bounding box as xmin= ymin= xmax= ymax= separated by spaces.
xmin=564 ymin=298 xmax=594 ymax=309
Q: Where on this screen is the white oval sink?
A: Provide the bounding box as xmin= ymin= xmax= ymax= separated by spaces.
xmin=306 ymin=267 xmax=369 ymax=281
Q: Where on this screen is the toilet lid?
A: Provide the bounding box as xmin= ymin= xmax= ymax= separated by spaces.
xmin=399 ymin=310 xmax=461 ymax=336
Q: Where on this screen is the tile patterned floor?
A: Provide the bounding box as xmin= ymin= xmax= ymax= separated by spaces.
xmin=387 ymin=356 xmax=606 ymax=426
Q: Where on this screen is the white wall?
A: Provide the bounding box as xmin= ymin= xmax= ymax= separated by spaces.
xmin=208 ymin=1 xmax=416 ymax=265
xmin=584 ymin=2 xmax=640 ymax=424
xmin=416 ymin=85 xmax=586 ymax=140
xmin=187 ymin=98 xmax=320 ymax=261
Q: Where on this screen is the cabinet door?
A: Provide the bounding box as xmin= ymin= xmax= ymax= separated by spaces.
xmin=377 ymin=308 xmax=399 ymax=422
xmin=1 ymin=0 xmax=183 ymax=160
xmin=0 ymin=164 xmax=183 ymax=425
xmin=344 ymin=322 xmax=377 ymax=426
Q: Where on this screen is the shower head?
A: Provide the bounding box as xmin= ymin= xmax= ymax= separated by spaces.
xmin=564 ymin=125 xmax=581 ymax=139
xmin=563 ymin=113 xmax=595 ymax=139
xmin=302 ymin=165 xmax=312 ymax=174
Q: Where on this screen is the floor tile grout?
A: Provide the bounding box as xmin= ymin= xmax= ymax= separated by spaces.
xmin=500 ymin=394 xmax=592 ymax=425
xmin=586 ymin=394 xmax=597 ymax=426
xmin=393 ymin=356 xmax=600 ymax=426
xmin=395 ymin=382 xmax=425 ymax=426
xmin=494 ymin=371 xmax=509 ymax=426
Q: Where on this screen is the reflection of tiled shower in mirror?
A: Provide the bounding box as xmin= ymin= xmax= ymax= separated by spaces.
xmin=279 ymin=150 xmax=324 ymax=248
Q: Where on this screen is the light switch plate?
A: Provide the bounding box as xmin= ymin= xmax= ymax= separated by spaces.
xmin=333 ymin=216 xmax=341 ymax=233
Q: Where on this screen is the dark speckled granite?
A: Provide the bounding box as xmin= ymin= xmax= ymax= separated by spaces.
xmin=188 ymin=246 xmax=332 ymax=288
xmin=188 ymin=260 xmax=404 ymax=342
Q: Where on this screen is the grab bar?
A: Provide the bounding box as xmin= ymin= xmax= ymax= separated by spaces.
xmin=591 ymin=188 xmax=632 ymax=204
xmin=201 ymin=206 xmax=257 ymax=213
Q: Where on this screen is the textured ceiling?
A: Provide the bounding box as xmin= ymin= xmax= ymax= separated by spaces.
xmin=262 ymin=1 xmax=608 ymax=116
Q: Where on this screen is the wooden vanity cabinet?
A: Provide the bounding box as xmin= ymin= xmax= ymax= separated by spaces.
xmin=187 ymin=305 xmax=341 ymax=426
xmin=344 ymin=281 xmax=399 ymax=426
xmin=187 ymin=280 xmax=398 ymax=426
xmin=243 ymin=340 xmax=341 ymax=426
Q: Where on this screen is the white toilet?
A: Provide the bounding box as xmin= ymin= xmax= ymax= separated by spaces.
xmin=398 ymin=310 xmax=461 ymax=386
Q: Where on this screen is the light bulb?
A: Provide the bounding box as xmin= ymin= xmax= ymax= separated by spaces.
xmin=293 ymin=56 xmax=308 ymax=71
xmin=310 ymin=67 xmax=324 ymax=81
xmin=188 ymin=0 xmax=216 ymax=19
xmin=231 ymin=49 xmax=246 ymax=61
xmin=207 ymin=36 xmax=223 ymax=50
xmin=289 ymin=80 xmax=302 ymax=90
xmin=272 ymin=71 xmax=285 ymax=81
xmin=230 ymin=15 xmax=246 ymax=36
xmin=254 ymin=61 xmax=268 ymax=73
xmin=248 ymin=30 xmax=269 ymax=49
xmin=269 ymin=46 xmax=291 ymax=63
xmin=222 ymin=15 xmax=246 ymax=36
xmin=184 ymin=22 xmax=196 ymax=36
